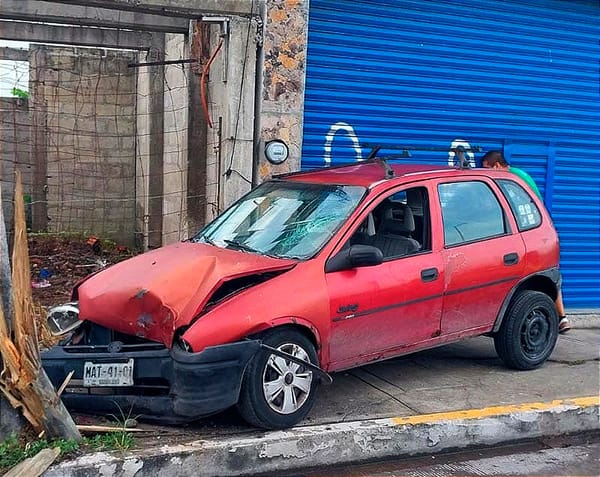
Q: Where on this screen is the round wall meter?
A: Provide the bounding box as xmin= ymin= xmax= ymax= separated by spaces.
xmin=264 ymin=140 xmax=289 ymax=165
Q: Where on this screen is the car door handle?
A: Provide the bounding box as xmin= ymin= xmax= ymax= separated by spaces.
xmin=504 ymin=252 xmax=519 ymax=266
xmin=421 ymin=268 xmax=439 ymax=282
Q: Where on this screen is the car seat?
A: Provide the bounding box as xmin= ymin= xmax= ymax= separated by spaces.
xmin=373 ymin=203 xmax=420 ymax=257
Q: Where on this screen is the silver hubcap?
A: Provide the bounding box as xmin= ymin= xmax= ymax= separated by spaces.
xmin=262 ymin=343 xmax=313 ymax=415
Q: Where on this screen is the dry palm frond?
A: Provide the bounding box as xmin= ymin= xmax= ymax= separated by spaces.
xmin=0 ymin=171 xmax=80 ymax=440
xmin=11 ymin=171 xmax=40 ymax=370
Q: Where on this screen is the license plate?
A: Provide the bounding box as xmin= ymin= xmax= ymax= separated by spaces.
xmin=83 ymin=359 xmax=134 ymax=387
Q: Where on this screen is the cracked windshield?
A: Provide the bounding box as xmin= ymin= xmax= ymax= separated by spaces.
xmin=195 ymin=181 xmax=365 ymax=259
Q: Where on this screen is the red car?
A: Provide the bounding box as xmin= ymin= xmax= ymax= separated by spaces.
xmin=42 ymin=160 xmax=561 ymax=429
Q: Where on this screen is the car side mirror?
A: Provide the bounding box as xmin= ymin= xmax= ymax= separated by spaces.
xmin=325 ymin=245 xmax=384 ymax=273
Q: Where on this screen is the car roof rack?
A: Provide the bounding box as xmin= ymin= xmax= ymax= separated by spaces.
xmin=366 ymin=145 xmax=394 ymax=179
xmin=363 ymin=143 xmax=483 ymax=170
xmin=272 ymin=158 xmax=396 ymax=180
xmin=272 ymin=146 xmax=399 ymax=180
xmin=272 ymin=143 xmax=483 ymax=180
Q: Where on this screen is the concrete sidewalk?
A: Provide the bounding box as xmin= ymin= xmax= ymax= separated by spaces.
xmin=46 ymin=314 xmax=600 ymax=476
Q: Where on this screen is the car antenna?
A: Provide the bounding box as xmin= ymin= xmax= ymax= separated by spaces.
xmin=366 ymin=145 xmax=395 ymax=179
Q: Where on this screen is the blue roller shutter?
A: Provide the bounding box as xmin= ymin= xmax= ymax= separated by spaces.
xmin=302 ymin=0 xmax=600 ymax=310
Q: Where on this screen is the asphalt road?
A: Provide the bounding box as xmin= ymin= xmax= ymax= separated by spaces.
xmin=288 ymin=432 xmax=600 ymax=477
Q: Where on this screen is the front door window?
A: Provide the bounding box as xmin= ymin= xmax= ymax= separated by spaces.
xmin=326 ymin=185 xmax=443 ymax=369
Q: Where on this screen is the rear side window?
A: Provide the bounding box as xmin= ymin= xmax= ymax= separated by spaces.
xmin=497 ymin=179 xmax=542 ymax=231
xmin=438 ymin=181 xmax=507 ymax=246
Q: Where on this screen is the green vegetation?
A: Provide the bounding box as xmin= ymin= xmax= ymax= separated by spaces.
xmin=84 ymin=431 xmax=135 ymax=453
xmin=0 ymin=433 xmax=77 ymax=470
xmin=103 ymin=404 xmax=138 ymax=452
xmin=10 ymin=88 xmax=29 ymax=99
xmin=0 ymin=430 xmax=135 ymax=473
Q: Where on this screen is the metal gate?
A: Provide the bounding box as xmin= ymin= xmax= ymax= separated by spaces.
xmin=302 ymin=0 xmax=600 ymax=310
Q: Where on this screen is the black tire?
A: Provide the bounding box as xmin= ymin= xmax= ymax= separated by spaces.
xmin=237 ymin=328 xmax=319 ymax=429
xmin=494 ymin=290 xmax=558 ymax=370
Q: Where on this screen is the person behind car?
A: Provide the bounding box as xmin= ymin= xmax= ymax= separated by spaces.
xmin=481 ymin=150 xmax=570 ymax=334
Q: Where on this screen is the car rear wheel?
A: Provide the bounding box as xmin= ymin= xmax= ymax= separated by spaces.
xmin=237 ymin=328 xmax=319 ymax=429
xmin=494 ymin=290 xmax=558 ymax=370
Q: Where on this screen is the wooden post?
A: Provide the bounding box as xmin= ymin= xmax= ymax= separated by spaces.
xmin=0 ymin=171 xmax=81 ymax=441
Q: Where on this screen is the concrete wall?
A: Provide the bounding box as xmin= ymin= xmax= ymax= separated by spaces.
xmin=2 ymin=0 xmax=311 ymax=248
xmin=162 ymin=33 xmax=190 ymax=243
xmin=198 ymin=0 xmax=309 ymax=214
xmin=203 ymin=16 xmax=257 ymax=221
xmin=31 ymin=45 xmax=137 ymax=245
xmin=135 ymin=33 xmax=190 ymax=247
xmin=0 ymin=97 xmax=33 ymax=233
xmin=199 ymin=0 xmax=309 ymax=202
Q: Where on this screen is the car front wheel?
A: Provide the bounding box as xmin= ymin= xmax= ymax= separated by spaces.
xmin=237 ymin=328 xmax=319 ymax=429
xmin=494 ymin=290 xmax=558 ymax=370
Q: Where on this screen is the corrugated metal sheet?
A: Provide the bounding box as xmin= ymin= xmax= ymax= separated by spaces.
xmin=302 ymin=0 xmax=600 ymax=309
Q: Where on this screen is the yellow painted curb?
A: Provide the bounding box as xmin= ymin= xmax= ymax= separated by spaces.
xmin=391 ymin=396 xmax=599 ymax=426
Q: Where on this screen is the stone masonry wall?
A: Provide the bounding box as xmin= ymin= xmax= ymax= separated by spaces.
xmin=258 ymin=0 xmax=309 ymax=180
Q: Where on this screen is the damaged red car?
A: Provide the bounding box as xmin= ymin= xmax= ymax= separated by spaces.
xmin=42 ymin=160 xmax=562 ymax=429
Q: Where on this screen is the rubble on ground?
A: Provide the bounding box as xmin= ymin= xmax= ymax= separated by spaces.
xmin=28 ymin=235 xmax=136 ymax=308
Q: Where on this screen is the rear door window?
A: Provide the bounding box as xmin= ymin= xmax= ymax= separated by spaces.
xmin=438 ymin=181 xmax=507 ymax=246
xmin=497 ymin=179 xmax=542 ymax=231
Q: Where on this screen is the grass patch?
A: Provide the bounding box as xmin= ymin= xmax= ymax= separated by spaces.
xmin=0 ymin=430 xmax=135 ymax=473
xmin=0 ymin=433 xmax=78 ymax=470
xmin=84 ymin=431 xmax=135 ymax=453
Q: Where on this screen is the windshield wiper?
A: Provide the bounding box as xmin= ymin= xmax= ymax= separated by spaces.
xmin=199 ymin=235 xmax=217 ymax=246
xmin=224 ymin=239 xmax=259 ymax=254
xmin=224 ymin=240 xmax=289 ymax=260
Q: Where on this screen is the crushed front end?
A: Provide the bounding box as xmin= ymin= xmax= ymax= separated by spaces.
xmin=41 ymin=312 xmax=261 ymax=422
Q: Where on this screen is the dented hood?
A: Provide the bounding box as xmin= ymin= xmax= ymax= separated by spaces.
xmin=77 ymin=241 xmax=296 ymax=346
